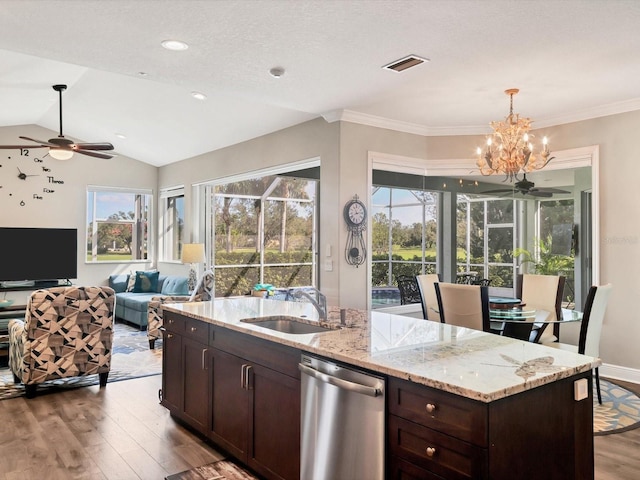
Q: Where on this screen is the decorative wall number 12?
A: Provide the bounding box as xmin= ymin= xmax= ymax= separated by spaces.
xmin=343 ymin=195 xmax=367 ymax=267
xmin=0 ymin=149 xmax=64 ymax=206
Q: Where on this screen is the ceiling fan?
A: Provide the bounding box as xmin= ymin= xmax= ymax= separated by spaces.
xmin=0 ymin=84 xmax=114 ymax=160
xmin=483 ymin=174 xmax=570 ymax=198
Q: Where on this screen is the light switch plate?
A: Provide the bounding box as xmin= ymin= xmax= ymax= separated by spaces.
xmin=574 ymin=378 xmax=589 ymax=401
xmin=324 ymin=259 xmax=333 ymax=271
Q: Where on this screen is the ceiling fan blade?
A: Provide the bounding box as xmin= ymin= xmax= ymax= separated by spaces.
xmin=483 ymin=188 xmax=517 ymax=194
xmin=73 ymin=142 xmax=114 ymax=151
xmin=531 ymin=187 xmax=570 ymax=194
xmin=526 ymin=190 xmax=553 ymax=198
xmin=18 ymin=136 xmax=55 ymax=146
xmin=75 ymin=149 xmax=114 ymax=159
xmin=0 ymin=144 xmax=47 ymax=149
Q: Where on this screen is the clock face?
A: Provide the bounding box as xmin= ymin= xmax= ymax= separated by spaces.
xmin=344 ymin=199 xmax=366 ymax=227
xmin=0 ymin=148 xmax=64 ymax=206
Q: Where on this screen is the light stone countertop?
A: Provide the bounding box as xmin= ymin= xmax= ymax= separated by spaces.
xmin=162 ymin=296 xmax=599 ymax=403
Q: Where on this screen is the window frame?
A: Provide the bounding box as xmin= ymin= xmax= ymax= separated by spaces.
xmin=86 ymin=185 xmax=153 ymax=263
xmin=159 ymin=186 xmax=185 ymax=262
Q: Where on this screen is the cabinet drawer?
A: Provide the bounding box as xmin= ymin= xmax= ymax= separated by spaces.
xmin=389 ymin=455 xmax=445 ymax=480
xmin=163 ymin=311 xmax=209 ymax=344
xmin=389 ymin=415 xmax=488 ymax=480
xmin=388 ymin=377 xmax=487 ymax=446
xmin=183 ymin=316 xmax=209 ymax=343
xmin=164 ymin=312 xmax=185 ymax=333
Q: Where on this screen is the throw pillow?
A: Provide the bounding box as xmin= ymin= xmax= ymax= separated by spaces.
xmin=125 ymin=271 xmax=137 ymax=292
xmin=133 ymin=270 xmax=160 ymax=293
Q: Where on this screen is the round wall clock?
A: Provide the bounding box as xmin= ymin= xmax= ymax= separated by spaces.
xmin=0 ymin=149 xmax=64 ymax=206
xmin=344 ymin=195 xmax=367 ymax=267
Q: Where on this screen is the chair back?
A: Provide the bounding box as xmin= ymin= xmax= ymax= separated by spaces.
xmin=190 ymin=269 xmax=215 ymax=301
xmin=579 ymin=284 xmax=613 ymax=357
xmin=16 ymin=286 xmax=115 ymax=383
xmin=396 ymin=275 xmax=422 ymax=305
xmin=416 ymin=274 xmax=441 ymax=321
xmin=516 ymin=274 xmax=565 ymax=343
xmin=434 ymin=283 xmax=490 ymax=332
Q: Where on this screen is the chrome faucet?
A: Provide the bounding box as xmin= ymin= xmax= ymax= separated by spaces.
xmin=287 ymin=288 xmax=327 ymax=321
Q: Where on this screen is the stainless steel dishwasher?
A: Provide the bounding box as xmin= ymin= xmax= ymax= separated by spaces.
xmin=299 ymin=353 xmax=385 ymax=480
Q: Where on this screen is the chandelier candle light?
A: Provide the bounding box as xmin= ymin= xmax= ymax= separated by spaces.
xmin=181 ymin=243 xmax=206 ymax=291
xmin=476 ymin=89 xmax=553 ymax=181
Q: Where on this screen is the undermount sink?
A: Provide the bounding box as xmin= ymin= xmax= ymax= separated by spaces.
xmin=241 ymin=316 xmax=338 ymax=334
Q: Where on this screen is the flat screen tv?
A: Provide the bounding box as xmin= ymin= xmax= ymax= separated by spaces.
xmin=0 ymin=227 xmax=77 ymax=285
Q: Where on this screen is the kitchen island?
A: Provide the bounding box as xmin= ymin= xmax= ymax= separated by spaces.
xmin=161 ymin=297 xmax=597 ymax=480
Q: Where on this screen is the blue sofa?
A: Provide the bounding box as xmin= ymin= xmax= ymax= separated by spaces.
xmin=108 ymin=273 xmax=189 ymax=328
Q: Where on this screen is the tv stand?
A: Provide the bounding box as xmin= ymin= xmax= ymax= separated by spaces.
xmin=0 ymin=279 xmax=72 ymax=292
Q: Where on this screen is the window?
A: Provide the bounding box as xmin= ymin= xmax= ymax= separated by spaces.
xmin=371 ymin=183 xmax=438 ymax=307
xmin=159 ymin=187 xmax=185 ymax=261
xmin=457 ymin=196 xmax=517 ymax=289
xmin=86 ymin=186 xmax=152 ymax=262
xmin=205 ymin=170 xmax=319 ymax=297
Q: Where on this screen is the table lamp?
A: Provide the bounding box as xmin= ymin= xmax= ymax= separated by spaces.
xmin=181 ymin=243 xmax=206 ymax=291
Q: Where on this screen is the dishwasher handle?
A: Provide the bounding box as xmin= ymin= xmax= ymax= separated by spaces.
xmin=299 ymin=363 xmax=382 ymax=398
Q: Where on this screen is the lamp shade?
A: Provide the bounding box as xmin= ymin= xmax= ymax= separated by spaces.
xmin=181 ymin=243 xmax=205 ymax=264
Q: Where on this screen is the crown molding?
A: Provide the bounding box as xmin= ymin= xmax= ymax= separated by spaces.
xmin=324 ymin=98 xmax=640 ymax=136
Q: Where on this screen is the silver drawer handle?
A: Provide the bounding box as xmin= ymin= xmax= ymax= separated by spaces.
xmin=190 ymin=326 xmax=197 ymax=332
xmin=426 ymin=447 xmax=436 ymax=457
xmin=425 ymin=403 xmax=436 ymax=413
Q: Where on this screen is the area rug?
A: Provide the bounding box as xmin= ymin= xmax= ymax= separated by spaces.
xmin=165 ymin=460 xmax=258 ymax=480
xmin=0 ymin=322 xmax=162 ymax=400
xmin=594 ymin=378 xmax=640 ymax=435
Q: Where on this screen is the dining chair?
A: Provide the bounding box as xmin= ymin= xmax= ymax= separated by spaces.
xmin=516 ymin=273 xmax=565 ymax=343
xmin=395 ymin=275 xmax=422 ymax=306
xmin=434 ymin=282 xmax=491 ymax=332
xmin=547 ymin=283 xmax=613 ymax=404
xmin=415 ymin=273 xmax=441 ymax=321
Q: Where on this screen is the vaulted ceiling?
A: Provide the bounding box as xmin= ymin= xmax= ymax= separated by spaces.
xmin=0 ymin=0 xmax=638 ymax=167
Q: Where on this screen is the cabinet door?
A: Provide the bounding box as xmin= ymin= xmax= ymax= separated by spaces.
xmin=247 ymin=362 xmax=301 ymax=480
xmin=182 ymin=337 xmax=210 ymax=433
xmin=210 ymin=348 xmax=249 ymax=460
xmin=161 ymin=329 xmax=182 ymax=412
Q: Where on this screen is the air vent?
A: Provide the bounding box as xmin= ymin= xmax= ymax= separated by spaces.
xmin=382 ymin=55 xmax=429 ymax=72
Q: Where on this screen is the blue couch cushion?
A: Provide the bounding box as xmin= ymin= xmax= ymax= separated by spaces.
xmin=109 ymin=274 xmax=130 ymax=293
xmin=161 ymin=276 xmax=189 ymax=295
xmin=116 ymin=292 xmax=161 ymax=312
xmin=133 ymin=270 xmax=160 ymax=293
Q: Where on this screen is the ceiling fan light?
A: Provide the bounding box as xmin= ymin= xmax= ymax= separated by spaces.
xmin=49 ymin=148 xmax=74 ymax=160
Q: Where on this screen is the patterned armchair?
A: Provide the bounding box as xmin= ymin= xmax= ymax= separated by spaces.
xmin=147 ymin=270 xmax=214 ymax=349
xmin=8 ymin=286 xmax=115 ymax=398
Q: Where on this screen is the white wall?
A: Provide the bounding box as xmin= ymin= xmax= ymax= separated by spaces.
xmin=0 ymin=124 xmax=158 ymax=304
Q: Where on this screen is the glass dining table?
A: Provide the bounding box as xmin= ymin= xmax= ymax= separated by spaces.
xmin=489 ymin=297 xmax=583 ymax=342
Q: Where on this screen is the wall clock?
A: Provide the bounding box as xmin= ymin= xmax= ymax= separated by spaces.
xmin=343 ymin=195 xmax=367 ymax=266
xmin=0 ymin=149 xmax=65 ymax=206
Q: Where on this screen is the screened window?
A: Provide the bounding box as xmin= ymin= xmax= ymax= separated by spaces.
xmin=159 ymin=187 xmax=185 ymax=261
xmin=206 ymin=173 xmax=318 ymax=297
xmin=86 ymin=187 xmax=152 ymax=262
xmin=371 ymin=184 xmax=438 ymax=307
xmin=457 ymin=196 xmax=517 ymax=289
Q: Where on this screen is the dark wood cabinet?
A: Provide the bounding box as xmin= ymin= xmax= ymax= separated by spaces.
xmin=162 ymin=311 xmax=301 ymax=480
xmin=161 ymin=312 xmax=210 ymax=435
xmin=388 ymin=373 xmax=594 ymax=480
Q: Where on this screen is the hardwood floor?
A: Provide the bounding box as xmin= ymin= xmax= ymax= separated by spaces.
xmin=0 ymin=375 xmax=637 ymax=479
xmin=0 ymin=376 xmax=224 ymax=480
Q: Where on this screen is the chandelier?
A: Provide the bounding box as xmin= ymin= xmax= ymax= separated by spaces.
xmin=476 ymin=88 xmax=552 ymax=180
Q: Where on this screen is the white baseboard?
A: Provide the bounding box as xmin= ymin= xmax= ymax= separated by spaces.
xmin=600 ymin=363 xmax=640 ymax=385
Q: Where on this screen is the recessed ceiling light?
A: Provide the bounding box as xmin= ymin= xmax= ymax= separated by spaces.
xmin=161 ymin=39 xmax=189 ymax=51
xmin=269 ymin=67 xmax=285 ymax=78
xmin=191 ymin=91 xmax=207 ymax=101
xmin=115 ymin=133 xmax=127 ymax=139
